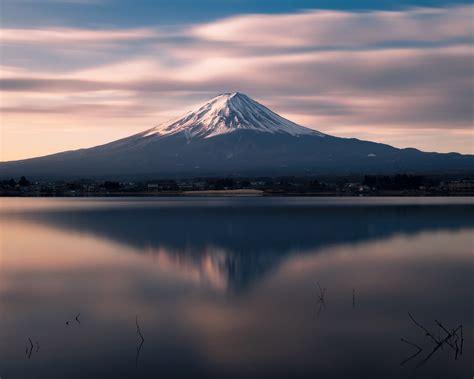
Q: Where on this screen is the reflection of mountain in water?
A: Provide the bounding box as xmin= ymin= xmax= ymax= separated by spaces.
xmin=10 ymin=201 xmax=474 ymax=291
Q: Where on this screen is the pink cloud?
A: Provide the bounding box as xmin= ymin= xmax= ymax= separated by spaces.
xmin=192 ymin=6 xmax=473 ymax=48
xmin=0 ymin=27 xmax=159 ymax=44
xmin=1 ymin=5 xmax=473 ymax=158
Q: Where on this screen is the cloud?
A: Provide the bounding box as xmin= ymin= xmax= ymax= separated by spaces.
xmin=4 ymin=45 xmax=471 ymax=129
xmin=4 ymin=0 xmax=105 ymax=3
xmin=1 ymin=5 xmax=473 ymax=157
xmin=0 ymin=102 xmax=153 ymax=117
xmin=0 ymin=27 xmax=159 ymax=44
xmin=0 ymin=78 xmax=107 ymax=91
xmin=192 ymin=6 xmax=473 ymax=48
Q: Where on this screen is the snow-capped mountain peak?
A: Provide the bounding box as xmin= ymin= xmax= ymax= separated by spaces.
xmin=142 ymin=92 xmax=324 ymax=139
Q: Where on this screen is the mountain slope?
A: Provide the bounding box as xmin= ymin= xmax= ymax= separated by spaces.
xmin=0 ymin=92 xmax=472 ymax=178
xmin=141 ymin=92 xmax=323 ymax=139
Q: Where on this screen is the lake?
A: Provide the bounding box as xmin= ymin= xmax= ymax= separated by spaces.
xmin=0 ymin=197 xmax=473 ymax=378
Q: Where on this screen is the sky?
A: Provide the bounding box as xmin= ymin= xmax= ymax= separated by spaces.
xmin=0 ymin=0 xmax=473 ymax=161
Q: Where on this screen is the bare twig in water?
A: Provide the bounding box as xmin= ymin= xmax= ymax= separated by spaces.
xmin=401 ymin=338 xmax=423 ymax=351
xmin=27 ymin=337 xmax=34 ymax=359
xmin=75 ymin=313 xmax=81 ymax=324
xmin=454 ymin=325 xmax=463 ymax=359
xmin=315 ymin=282 xmax=327 ymax=317
xmin=408 ymin=313 xmax=439 ymax=345
xmin=402 ymin=314 xmax=464 ymax=368
xmin=434 ymin=320 xmax=458 ymax=352
xmin=416 ymin=325 xmax=462 ymax=368
xmin=316 ymin=300 xmax=325 ymax=316
xmin=136 ymin=315 xmax=145 ymax=342
xmin=400 ymin=338 xmax=423 ymax=366
xmin=136 ymin=336 xmax=145 ymax=367
xmin=316 ymin=282 xmax=327 ymax=299
xmin=135 ymin=315 xmax=145 ymax=368
xmin=434 ymin=320 xmax=452 ymax=339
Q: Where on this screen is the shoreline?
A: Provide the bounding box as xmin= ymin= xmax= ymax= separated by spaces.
xmin=1 ymin=191 xmax=473 ymax=198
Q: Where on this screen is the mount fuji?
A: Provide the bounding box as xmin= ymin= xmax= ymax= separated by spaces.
xmin=0 ymin=92 xmax=472 ymax=178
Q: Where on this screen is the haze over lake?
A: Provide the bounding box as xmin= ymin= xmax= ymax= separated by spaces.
xmin=1 ymin=197 xmax=473 ymax=378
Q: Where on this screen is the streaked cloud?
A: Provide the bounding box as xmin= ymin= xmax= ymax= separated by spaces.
xmin=1 ymin=5 xmax=473 ymax=160
xmin=192 ymin=6 xmax=473 ymax=48
xmin=0 ymin=27 xmax=159 ymax=44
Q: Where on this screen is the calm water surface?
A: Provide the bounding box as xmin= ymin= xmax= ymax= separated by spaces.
xmin=0 ymin=197 xmax=473 ymax=378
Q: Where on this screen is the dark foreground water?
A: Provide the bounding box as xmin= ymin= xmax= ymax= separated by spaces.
xmin=0 ymin=197 xmax=473 ymax=379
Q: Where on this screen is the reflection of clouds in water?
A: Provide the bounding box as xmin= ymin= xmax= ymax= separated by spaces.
xmin=145 ymin=246 xmax=229 ymax=291
xmin=0 ymin=199 xmax=473 ymax=378
xmin=4 ymin=199 xmax=474 ymax=291
xmin=181 ymin=230 xmax=473 ymax=376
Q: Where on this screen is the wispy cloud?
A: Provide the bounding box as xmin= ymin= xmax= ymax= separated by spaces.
xmin=3 ymin=0 xmax=106 ymax=4
xmin=192 ymin=6 xmax=473 ymax=48
xmin=1 ymin=5 xmax=473 ymax=159
xmin=0 ymin=27 xmax=159 ymax=43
